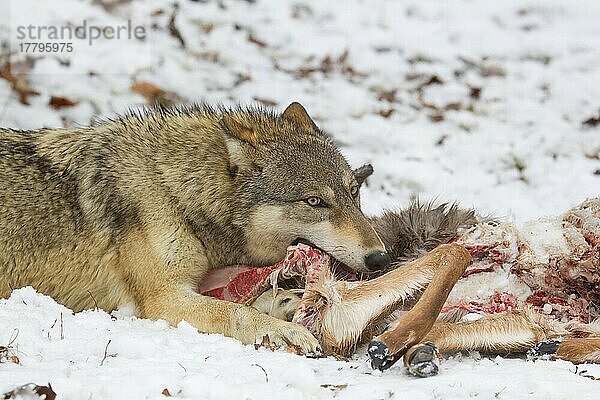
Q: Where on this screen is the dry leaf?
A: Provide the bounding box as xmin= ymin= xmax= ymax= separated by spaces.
xmin=0 ymin=62 xmax=40 ymax=105
xmin=162 ymin=388 xmax=171 ymax=397
xmin=131 ymin=81 xmax=180 ymax=107
xmin=321 ymin=383 xmax=348 ymax=391
xmin=582 ymin=113 xmax=600 ymax=128
xmin=378 ymin=109 xmax=394 ymax=118
xmin=92 ymin=0 xmax=133 ymax=13
xmin=2 ymin=383 xmax=56 ymax=400
xmin=428 ymin=113 xmax=444 ymax=122
xmin=49 ymin=96 xmax=78 ymax=109
xmin=376 ymin=88 xmax=397 ymax=103
xmin=470 ymin=87 xmax=482 ymax=100
xmin=132 ymin=81 xmax=164 ymax=99
xmin=248 ymin=33 xmax=267 ymax=48
xmin=34 ymin=384 xmax=57 ymax=400
xmin=254 ymin=334 xmax=278 ymax=351
xmin=252 ymin=97 xmax=277 ymax=107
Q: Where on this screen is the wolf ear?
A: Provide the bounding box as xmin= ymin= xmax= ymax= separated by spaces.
xmin=221 ymin=114 xmax=257 ymax=143
xmin=221 ymin=115 xmax=258 ymax=173
xmin=282 ymin=102 xmax=319 ymax=132
xmin=353 ymin=164 xmax=374 ymax=186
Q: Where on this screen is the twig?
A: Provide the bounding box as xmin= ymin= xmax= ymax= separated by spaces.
xmin=177 ymin=362 xmax=187 ymax=375
xmin=87 ymin=290 xmax=99 ymax=311
xmin=572 ymin=365 xmax=600 ymax=381
xmin=48 ymin=319 xmax=57 ymax=339
xmin=168 ymin=3 xmax=185 ymax=48
xmin=100 ymin=340 xmax=112 ymax=366
xmin=495 ymin=386 xmax=507 ymax=398
xmin=0 ymin=328 xmax=20 ymax=364
xmin=7 ymin=328 xmax=19 ymax=347
xmin=251 ymin=363 xmax=269 ymax=382
xmin=60 ymin=313 xmax=64 ymax=340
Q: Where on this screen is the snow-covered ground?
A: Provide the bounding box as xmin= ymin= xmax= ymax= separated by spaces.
xmin=1 ymin=0 xmax=599 ymax=398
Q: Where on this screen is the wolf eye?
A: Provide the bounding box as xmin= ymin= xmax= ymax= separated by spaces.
xmin=350 ymin=185 xmax=359 ymax=197
xmin=305 ymin=196 xmax=324 ymax=207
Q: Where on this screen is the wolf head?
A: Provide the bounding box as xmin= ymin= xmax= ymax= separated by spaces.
xmin=222 ymin=102 xmax=389 ymax=272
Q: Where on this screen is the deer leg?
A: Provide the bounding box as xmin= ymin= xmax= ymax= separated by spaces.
xmin=368 ymin=244 xmax=471 ymax=370
xmin=554 ymin=338 xmax=600 ymax=364
xmin=399 ymin=310 xmax=549 ymax=376
xmin=403 ymin=310 xmax=600 ymax=376
xmin=299 ymin=244 xmax=471 ymax=356
xmin=424 ymin=310 xmax=550 ymax=354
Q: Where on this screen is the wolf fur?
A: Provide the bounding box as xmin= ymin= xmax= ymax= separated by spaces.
xmin=0 ymin=102 xmax=388 ymax=354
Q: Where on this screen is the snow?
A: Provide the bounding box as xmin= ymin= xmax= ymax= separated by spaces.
xmin=2 ymin=288 xmax=599 ymax=400
xmin=1 ymin=0 xmax=600 ymax=398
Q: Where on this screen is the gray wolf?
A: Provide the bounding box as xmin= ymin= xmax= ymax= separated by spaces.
xmin=0 ymin=102 xmax=390 ymax=354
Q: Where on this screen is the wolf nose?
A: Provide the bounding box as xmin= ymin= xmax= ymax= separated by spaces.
xmin=365 ymin=251 xmax=391 ymax=271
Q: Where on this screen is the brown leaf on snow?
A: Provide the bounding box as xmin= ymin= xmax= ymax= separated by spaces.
xmin=132 ymin=81 xmax=164 ymax=99
xmin=34 ymin=384 xmax=57 ymax=400
xmin=0 ymin=62 xmax=40 ymax=105
xmin=376 ymin=88 xmax=397 ymax=103
xmin=162 ymin=388 xmax=172 ymax=397
xmin=92 ymin=0 xmax=133 ymax=13
xmin=321 ymin=383 xmax=348 ymax=392
xmin=582 ymin=112 xmax=600 ymax=128
xmin=458 ymin=56 xmax=506 ymax=78
xmin=378 ymin=109 xmax=394 ymax=118
xmin=469 ymin=86 xmax=482 ymax=100
xmin=2 ymin=383 xmax=56 ymax=400
xmin=247 ymin=33 xmax=267 ymax=48
xmin=252 ymin=96 xmax=277 ymax=107
xmin=0 ymin=329 xmax=20 ymax=365
xmin=296 ymin=50 xmax=365 ymax=80
xmin=49 ymin=96 xmax=78 ymax=109
xmin=428 ymin=113 xmax=445 ymax=122
xmin=131 ymin=81 xmax=180 ymax=107
xmin=254 ymin=334 xmax=273 ymax=351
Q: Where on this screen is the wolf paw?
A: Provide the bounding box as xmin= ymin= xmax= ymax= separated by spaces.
xmin=257 ymin=321 xmax=323 ymax=357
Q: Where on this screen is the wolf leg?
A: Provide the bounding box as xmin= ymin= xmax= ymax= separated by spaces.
xmin=367 ymin=244 xmax=471 ymax=370
xmin=141 ymin=287 xmax=322 ymax=355
xmin=120 ymin=227 xmax=322 ymax=355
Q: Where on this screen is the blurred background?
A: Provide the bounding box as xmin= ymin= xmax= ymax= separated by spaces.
xmin=1 ymin=0 xmax=599 ymax=221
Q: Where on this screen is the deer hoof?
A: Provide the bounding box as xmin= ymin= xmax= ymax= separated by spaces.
xmin=405 ymin=342 xmax=440 ymax=378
